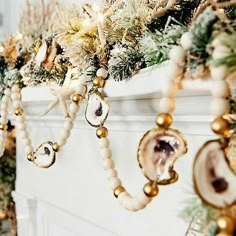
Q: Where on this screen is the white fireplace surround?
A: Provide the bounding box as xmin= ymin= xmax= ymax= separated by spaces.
xmin=13 ymin=64 xmax=215 ymax=236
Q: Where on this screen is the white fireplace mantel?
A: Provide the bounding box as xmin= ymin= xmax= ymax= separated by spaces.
xmin=14 ymin=65 xmax=216 ymax=236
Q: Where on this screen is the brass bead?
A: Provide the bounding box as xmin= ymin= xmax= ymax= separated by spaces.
xmin=15 ymin=107 xmax=24 ymax=116
xmin=113 ymin=186 xmax=126 ymax=198
xmin=217 ymin=215 xmax=235 ymax=234
xmin=52 ymin=143 xmax=61 ymax=152
xmin=93 ymin=77 xmax=105 ymax=88
xmin=71 ymin=93 xmax=83 ymax=104
xmin=96 ymin=127 xmax=108 ymax=139
xmin=156 ymin=113 xmax=173 ymax=129
xmin=0 ymin=124 xmax=8 ymax=131
xmin=143 ymin=182 xmax=159 ymax=198
xmin=211 ymin=117 xmax=230 ymax=137
xmin=27 ymin=153 xmax=34 ymax=162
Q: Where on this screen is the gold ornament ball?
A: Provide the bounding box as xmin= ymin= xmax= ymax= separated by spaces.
xmin=93 ymin=77 xmax=105 ymax=88
xmin=217 ymin=215 xmax=235 ymax=234
xmin=211 ymin=117 xmax=230 ymax=136
xmin=71 ymin=93 xmax=83 ymax=104
xmin=113 ymin=186 xmax=126 ymax=198
xmin=96 ymin=127 xmax=108 ymax=139
xmin=27 ymin=153 xmax=34 ymax=162
xmin=156 ymin=113 xmax=173 ymax=129
xmin=52 ymin=143 xmax=61 ymax=152
xmin=143 ymin=182 xmax=159 ymax=197
xmin=0 ymin=124 xmax=7 ymax=131
xmin=15 ymin=107 xmax=24 ymax=116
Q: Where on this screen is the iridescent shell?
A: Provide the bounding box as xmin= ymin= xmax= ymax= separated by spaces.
xmin=85 ymin=89 xmax=109 ymax=127
xmin=137 ymin=128 xmax=187 ymax=182
xmin=193 ymin=139 xmax=236 ymax=209
xmin=33 ymin=141 xmax=56 ymax=168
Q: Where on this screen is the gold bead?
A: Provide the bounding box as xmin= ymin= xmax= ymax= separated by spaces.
xmin=156 ymin=113 xmax=173 ymax=129
xmin=15 ymin=107 xmax=23 ymax=116
xmin=27 ymin=153 xmax=34 ymax=162
xmin=211 ymin=117 xmax=230 ymax=136
xmin=0 ymin=124 xmax=8 ymax=131
xmin=93 ymin=77 xmax=105 ymax=88
xmin=52 ymin=143 xmax=61 ymax=152
xmin=96 ymin=127 xmax=108 ymax=139
xmin=143 ymin=182 xmax=159 ymax=198
xmin=71 ymin=93 xmax=83 ymax=104
xmin=217 ymin=215 xmax=235 ymax=234
xmin=113 ymin=186 xmax=126 ymax=198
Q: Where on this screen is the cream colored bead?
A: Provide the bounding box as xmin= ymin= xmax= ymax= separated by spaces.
xmin=166 ymin=61 xmax=183 ymax=79
xmin=109 ymin=177 xmax=122 ymax=189
xmin=68 ymin=113 xmax=76 ymax=122
xmin=4 ymin=89 xmax=11 ymax=96
xmin=25 ymin=146 xmax=33 ymax=154
xmin=11 ymin=93 xmax=21 ymax=101
xmin=60 ymin=130 xmax=71 ymax=140
xmin=180 ymin=32 xmax=192 ymax=50
xmin=159 ymin=97 xmax=176 ymax=113
xmin=1 ymin=96 xmax=7 ymax=103
xmin=96 ymin=68 xmax=108 ymax=79
xmin=13 ymin=101 xmax=21 ymax=109
xmin=1 ymin=103 xmax=7 ymax=111
xmin=64 ymin=121 xmax=74 ymax=131
xmin=0 ymin=132 xmax=6 ymax=138
xmin=103 ymin=159 xmax=115 ymax=170
xmin=22 ymin=138 xmax=31 ymax=146
xmin=106 ymin=169 xmax=118 ymax=179
xmin=57 ymin=138 xmax=67 ymax=146
xmin=0 ymin=117 xmax=8 ymax=124
xmin=75 ymin=84 xmax=86 ymax=95
xmin=210 ymin=65 xmax=228 ymax=80
xmin=79 ymin=74 xmax=87 ymax=84
xmin=169 ymin=46 xmax=186 ymax=64
xmin=211 ymin=98 xmax=230 ymax=116
xmin=99 ymin=138 xmax=110 ymax=148
xmin=0 ymin=111 xmax=7 ymax=118
xmin=101 ymin=148 xmax=112 ymax=159
xmin=162 ymin=80 xmax=178 ymax=97
xmin=16 ymin=116 xmax=25 ymax=123
xmin=18 ymin=123 xmax=26 ymax=130
xmin=12 ymin=85 xmax=20 ymax=92
xmin=212 ymin=46 xmax=231 ymax=60
xmin=137 ymin=190 xmax=152 ymax=205
xmin=211 ymin=80 xmax=230 ymax=98
xmin=69 ymin=103 xmax=79 ymax=114
xmin=20 ymin=130 xmax=29 ymax=139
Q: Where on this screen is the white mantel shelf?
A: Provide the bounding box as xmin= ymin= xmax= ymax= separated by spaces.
xmin=15 ymin=63 xmax=217 ymax=236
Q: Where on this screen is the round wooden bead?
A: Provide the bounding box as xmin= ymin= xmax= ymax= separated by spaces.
xmin=22 ymin=138 xmax=31 ymax=146
xmin=159 ymin=97 xmax=176 ymax=113
xmin=96 ymin=68 xmax=108 ymax=79
xmin=162 ymin=79 xmax=178 ymax=97
xmin=113 ymin=186 xmax=126 ymax=198
xmin=103 ymin=158 xmax=114 ymax=170
xmin=12 ymin=85 xmax=20 ymax=92
xmin=217 ymin=215 xmax=235 ymax=234
xmin=109 ymin=177 xmax=122 ymax=189
xmin=180 ymin=32 xmax=192 ymax=50
xmin=25 ymin=146 xmax=33 ymax=154
xmin=212 ymin=46 xmax=231 ymax=60
xmin=4 ymin=89 xmax=11 ymax=96
xmin=20 ymin=131 xmax=29 ymax=139
xmin=99 ymin=138 xmax=110 ymax=148
xmin=75 ymin=85 xmax=86 ymax=95
xmin=169 ymin=46 xmax=186 ymax=64
xmin=210 ymin=65 xmax=228 ymax=80
xmin=211 ymin=80 xmax=230 ymax=98
xmin=106 ymin=169 xmax=118 ymax=179
xmin=166 ymin=62 xmax=183 ymax=80
xmin=57 ymin=138 xmax=67 ymax=146
xmin=11 ymin=93 xmax=21 ymax=101
xmin=60 ymin=130 xmax=71 ymax=140
xmin=64 ymin=121 xmax=74 ymax=131
xmin=210 ymin=98 xmax=230 ymax=116
xmin=137 ymin=190 xmax=152 ymax=205
xmin=101 ymin=148 xmax=112 ymax=159
xmin=69 ymin=103 xmax=79 ymax=114
xmin=13 ymin=101 xmax=21 ymax=108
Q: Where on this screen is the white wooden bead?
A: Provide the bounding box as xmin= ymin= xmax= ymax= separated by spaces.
xmin=1 ymin=96 xmax=7 ymax=103
xmin=210 ymin=65 xmax=228 ymax=80
xmin=4 ymin=89 xmax=11 ymax=96
xmin=18 ymin=123 xmax=26 ymax=130
xmin=64 ymin=121 xmax=74 ymax=131
xmin=20 ymin=131 xmax=29 ymax=139
xmin=75 ymin=84 xmax=86 ymax=95
xmin=162 ymin=80 xmax=178 ymax=97
xmin=25 ymin=146 xmax=33 ymax=154
xmin=101 ymin=148 xmax=112 ymax=159
xmin=13 ymin=101 xmax=21 ymax=108
xmin=12 ymin=85 xmax=20 ymax=92
xmin=0 ymin=118 xmax=8 ymax=124
xmin=22 ymin=138 xmax=31 ymax=146
xmin=210 ymin=98 xmax=230 ymax=116
xmin=96 ymin=68 xmax=108 ymax=79
xmin=106 ymin=169 xmax=118 ymax=179
xmin=137 ymin=190 xmax=152 ymax=205
xmin=109 ymin=177 xmax=122 ymax=189
xmin=99 ymin=138 xmax=110 ymax=148
xmin=103 ymin=159 xmax=115 ymax=170
xmin=166 ymin=61 xmax=183 ymax=79
xmin=118 ymin=191 xmax=129 ymax=204
xmin=0 ymin=132 xmax=6 ymax=138
xmin=57 ymin=138 xmax=67 ymax=146
xmin=180 ymin=32 xmax=192 ymax=50
xmin=11 ymin=93 xmax=21 ymax=101
xmin=212 ymin=46 xmax=231 ymax=60
xmin=159 ymin=97 xmax=176 ymax=113
xmin=79 ymin=74 xmax=87 ymax=84
xmin=211 ymin=80 xmax=230 ymax=98
xmin=60 ymin=130 xmax=71 ymax=140
xmin=0 ymin=111 xmax=7 ymax=118
xmin=1 ymin=103 xmax=7 ymax=111
xmin=16 ymin=116 xmax=25 ymax=123
xmin=169 ymin=46 xmax=186 ymax=64
xmin=69 ymin=103 xmax=79 ymax=114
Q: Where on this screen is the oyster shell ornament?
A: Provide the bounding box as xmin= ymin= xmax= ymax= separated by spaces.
xmin=32 ymin=142 xmax=56 ymax=168
xmin=193 ymin=139 xmax=236 ymax=209
xmin=85 ymin=89 xmax=109 ymax=127
xmin=138 ymin=128 xmax=187 ymax=183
